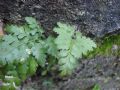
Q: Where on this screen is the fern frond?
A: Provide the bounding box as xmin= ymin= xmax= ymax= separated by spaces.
xmin=25 ymin=17 xmax=44 ymax=34
xmin=54 ymin=22 xmax=96 ymax=76
xmin=31 ymin=43 xmax=46 ymax=67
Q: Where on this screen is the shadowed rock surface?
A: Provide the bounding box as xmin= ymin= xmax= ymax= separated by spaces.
xmin=59 ymin=56 xmax=120 ymax=90
xmin=0 ymin=0 xmax=120 ymax=37
xmin=22 ymin=56 xmax=120 ymax=90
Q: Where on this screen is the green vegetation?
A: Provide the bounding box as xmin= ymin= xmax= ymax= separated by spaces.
xmin=92 ymin=84 xmax=101 ymax=90
xmin=0 ymin=17 xmax=96 ymax=89
xmin=54 ymin=22 xmax=96 ymax=76
xmin=87 ymin=34 xmax=120 ymax=58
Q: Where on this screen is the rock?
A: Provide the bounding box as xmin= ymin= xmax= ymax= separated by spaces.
xmin=58 ymin=56 xmax=120 ymax=90
xmin=21 ymin=56 xmax=120 ymax=90
xmin=1 ymin=0 xmax=120 ymax=37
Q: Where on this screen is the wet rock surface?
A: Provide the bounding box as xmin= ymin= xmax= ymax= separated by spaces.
xmin=0 ymin=0 xmax=120 ymax=37
xmin=22 ymin=56 xmax=120 ymax=90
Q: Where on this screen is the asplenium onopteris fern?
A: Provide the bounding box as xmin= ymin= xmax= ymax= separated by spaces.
xmin=0 ymin=17 xmax=96 ymax=89
xmin=54 ymin=22 xmax=96 ymax=76
xmin=0 ymin=17 xmax=45 ymax=65
xmin=0 ymin=17 xmax=45 ymax=89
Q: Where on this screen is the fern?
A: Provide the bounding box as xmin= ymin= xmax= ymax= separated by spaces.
xmin=0 ymin=17 xmax=96 ymax=89
xmin=45 ymin=36 xmax=58 ymax=57
xmin=31 ymin=43 xmax=46 ymax=67
xmin=0 ymin=17 xmax=46 ymax=89
xmin=28 ymin=57 xmax=38 ymax=75
xmin=54 ymin=22 xmax=96 ymax=76
xmin=0 ymin=17 xmax=46 ymax=65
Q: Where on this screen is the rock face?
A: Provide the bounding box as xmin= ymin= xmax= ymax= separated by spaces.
xmin=59 ymin=56 xmax=120 ymax=90
xmin=22 ymin=56 xmax=120 ymax=90
xmin=0 ymin=0 xmax=120 ymax=37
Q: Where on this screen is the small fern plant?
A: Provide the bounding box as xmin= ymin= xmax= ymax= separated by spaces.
xmin=0 ymin=17 xmax=96 ymax=89
xmin=54 ymin=22 xmax=96 ymax=75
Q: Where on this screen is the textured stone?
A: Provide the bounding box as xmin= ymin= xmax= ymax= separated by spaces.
xmin=0 ymin=0 xmax=120 ymax=37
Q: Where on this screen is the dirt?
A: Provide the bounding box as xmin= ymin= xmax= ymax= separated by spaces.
xmin=21 ymin=56 xmax=120 ymax=90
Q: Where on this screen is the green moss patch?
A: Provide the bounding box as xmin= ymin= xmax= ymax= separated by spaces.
xmin=87 ymin=34 xmax=120 ymax=58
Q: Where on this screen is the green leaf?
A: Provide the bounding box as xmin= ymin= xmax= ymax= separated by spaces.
xmin=31 ymin=43 xmax=46 ymax=67
xmin=54 ymin=22 xmax=74 ymax=50
xmin=18 ymin=33 xmax=26 ymax=39
xmin=55 ymin=35 xmax=72 ymax=50
xmin=54 ymin=22 xmax=96 ymax=75
xmin=17 ymin=63 xmax=28 ymax=80
xmin=28 ymin=57 xmax=38 ymax=75
xmin=45 ymin=36 xmax=58 ymax=57
xmin=5 ymin=25 xmax=24 ymax=35
xmin=54 ymin=22 xmax=74 ymax=36
xmin=25 ymin=17 xmax=38 ymax=28
xmin=25 ymin=17 xmax=44 ymax=36
xmin=29 ymin=30 xmax=37 ymax=35
xmin=58 ymin=50 xmax=68 ymax=57
xmin=0 ymin=45 xmax=14 ymax=63
xmin=0 ymin=40 xmax=29 ymax=64
xmin=3 ymin=35 xmax=18 ymax=44
xmin=71 ymin=32 xmax=97 ymax=59
xmin=59 ymin=54 xmax=77 ymax=76
xmin=6 ymin=71 xmax=18 ymax=77
xmin=92 ymin=84 xmax=101 ymax=90
xmin=18 ymin=45 xmax=29 ymax=59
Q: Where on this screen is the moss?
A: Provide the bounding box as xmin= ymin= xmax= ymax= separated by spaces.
xmin=86 ymin=34 xmax=120 ymax=58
